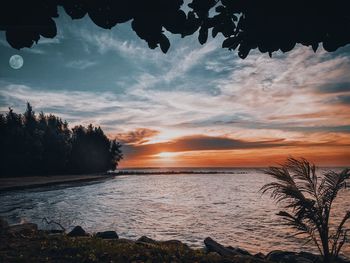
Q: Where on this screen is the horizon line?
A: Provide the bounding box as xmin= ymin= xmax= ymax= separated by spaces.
xmin=117 ymin=165 xmax=349 ymax=170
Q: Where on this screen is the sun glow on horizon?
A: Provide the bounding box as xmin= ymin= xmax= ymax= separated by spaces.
xmin=156 ymin=152 xmax=179 ymax=159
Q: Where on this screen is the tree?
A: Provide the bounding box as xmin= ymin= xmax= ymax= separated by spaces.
xmin=22 ymin=102 xmax=44 ymax=173
xmin=1 ymin=0 xmax=349 ymax=58
xmin=261 ymin=158 xmax=350 ymax=263
xmin=69 ymin=124 xmax=122 ymax=174
xmin=0 ymin=104 xmax=122 ymax=176
xmin=40 ymin=114 xmax=72 ymax=174
xmin=110 ymin=139 xmax=123 ymax=171
xmin=1 ymin=107 xmax=26 ymax=175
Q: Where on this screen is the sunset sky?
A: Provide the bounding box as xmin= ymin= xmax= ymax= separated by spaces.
xmin=0 ymin=8 xmax=350 ymax=168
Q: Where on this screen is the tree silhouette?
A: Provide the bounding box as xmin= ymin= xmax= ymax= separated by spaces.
xmin=261 ymin=158 xmax=350 ymax=263
xmin=68 ymin=124 xmax=121 ymax=173
xmin=0 ymin=103 xmax=123 ymax=177
xmin=1 ymin=0 xmax=349 ymax=58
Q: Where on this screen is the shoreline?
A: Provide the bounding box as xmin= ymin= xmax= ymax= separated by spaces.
xmin=0 ymin=174 xmax=114 ymax=192
xmin=0 ymin=171 xmax=249 ymax=192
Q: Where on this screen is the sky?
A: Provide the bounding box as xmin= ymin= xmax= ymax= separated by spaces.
xmin=0 ymin=8 xmax=350 ymax=168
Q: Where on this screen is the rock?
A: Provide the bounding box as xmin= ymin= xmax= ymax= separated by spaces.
xmin=137 ymin=236 xmax=157 ymax=244
xmin=295 ymin=258 xmax=313 ymax=263
xmin=162 ymin=240 xmax=187 ymax=246
xmin=161 ymin=239 xmax=191 ymax=251
xmin=227 ymin=245 xmax=251 ymax=256
xmin=95 ymin=231 xmax=118 ymax=239
xmin=7 ymin=223 xmax=38 ymax=236
xmin=67 ymin=226 xmax=87 ymax=237
xmin=297 ymin=252 xmax=322 ymax=263
xmin=207 ymin=251 xmax=221 ymax=258
xmin=204 ymin=237 xmax=240 ymax=257
xmin=47 ymin=229 xmax=65 ymax=234
xmin=266 ymin=250 xmax=295 ymax=262
xmin=255 ymin=252 xmax=266 ymax=259
xmin=266 ymin=251 xmax=317 ymax=263
xmin=205 ymin=252 xmax=227 ymax=262
xmin=0 ymin=218 xmax=9 ymax=234
xmin=233 ymin=254 xmax=269 ymax=263
xmin=338 ymin=256 xmax=350 ymax=263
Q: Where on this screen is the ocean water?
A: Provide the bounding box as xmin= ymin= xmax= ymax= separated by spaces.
xmin=0 ymin=168 xmax=349 ymax=256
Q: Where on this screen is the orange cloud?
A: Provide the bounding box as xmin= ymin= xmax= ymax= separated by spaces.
xmin=118 ymin=134 xmax=350 ymax=168
xmin=114 ymin=128 xmax=159 ymax=145
xmin=120 ymin=146 xmax=350 ymax=168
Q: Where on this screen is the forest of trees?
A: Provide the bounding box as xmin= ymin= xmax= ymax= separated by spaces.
xmin=0 ymin=103 xmax=122 ymax=177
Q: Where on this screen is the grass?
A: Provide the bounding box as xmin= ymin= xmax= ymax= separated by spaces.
xmin=0 ymin=231 xmax=228 ymax=263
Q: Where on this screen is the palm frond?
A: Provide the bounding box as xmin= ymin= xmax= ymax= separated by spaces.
xmin=319 ymin=169 xmax=349 ymax=205
xmin=276 ymin=210 xmax=322 ymax=255
xmin=261 ymin=161 xmax=319 ymax=225
xmin=284 ymin=158 xmax=322 ymax=202
xmin=262 ymin=158 xmax=350 ymax=261
xmin=331 ymin=211 xmax=350 ymax=256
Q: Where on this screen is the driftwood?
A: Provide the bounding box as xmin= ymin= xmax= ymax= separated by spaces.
xmin=42 ymin=217 xmax=66 ymax=232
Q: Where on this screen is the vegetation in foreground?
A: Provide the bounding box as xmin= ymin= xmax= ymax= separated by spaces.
xmin=0 ymin=103 xmax=122 ymax=177
xmin=0 ymin=222 xmax=256 ymax=263
xmin=3 ymin=220 xmax=348 ymax=263
xmin=262 ymin=158 xmax=350 ymax=263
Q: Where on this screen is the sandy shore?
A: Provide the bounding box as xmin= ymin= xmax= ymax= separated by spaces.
xmin=0 ymin=174 xmax=114 ymax=192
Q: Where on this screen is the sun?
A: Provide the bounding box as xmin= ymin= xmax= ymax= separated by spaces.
xmin=157 ymin=152 xmax=178 ymax=158
xmin=155 ymin=152 xmax=180 ymax=165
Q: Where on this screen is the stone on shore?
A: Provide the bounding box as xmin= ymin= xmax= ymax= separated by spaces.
xmin=1 ymin=226 xmax=349 ymax=263
xmin=95 ymin=230 xmax=118 ymax=239
xmin=266 ymin=250 xmax=323 ymax=263
xmin=67 ymin=226 xmax=88 ymax=237
xmin=255 ymin=252 xmax=266 ymax=259
xmin=204 ymin=237 xmax=272 ymax=263
xmin=7 ymin=223 xmax=38 ymax=236
xmin=204 ymin=237 xmax=241 ymax=257
xmin=137 ymin=236 xmax=157 ymax=244
xmin=47 ymin=229 xmax=65 ymax=234
xmin=0 ymin=218 xmax=9 ymax=235
xmin=227 ymin=245 xmax=252 ymax=256
xmin=338 ymin=256 xmax=350 ymax=263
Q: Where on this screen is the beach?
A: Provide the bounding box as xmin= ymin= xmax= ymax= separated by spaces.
xmin=0 ymin=174 xmax=113 ymax=192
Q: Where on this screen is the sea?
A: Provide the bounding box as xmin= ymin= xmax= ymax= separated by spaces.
xmin=0 ymin=168 xmax=349 ymax=256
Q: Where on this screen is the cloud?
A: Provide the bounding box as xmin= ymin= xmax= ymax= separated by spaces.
xmin=115 ymin=128 xmax=159 ymax=145
xmin=1 ymin=43 xmax=350 ymax=168
xmin=317 ymin=82 xmax=350 ymax=94
xmin=0 ymin=38 xmax=43 ymax=55
xmin=122 ymin=135 xmax=288 ymax=158
xmin=164 ymin=135 xmax=287 ymax=151
xmin=2 ymin=43 xmax=350 ymax=140
xmin=66 ymin=59 xmax=97 ymax=69
xmin=37 ymin=26 xmax=64 ymax=45
xmin=74 ymin=24 xmax=221 ymax=91
xmin=0 ymin=84 xmax=125 ymax=129
xmin=38 ymin=38 xmax=61 ymax=45
xmin=2 ymin=11 xmax=350 ymax=167
xmin=122 ymin=133 xmax=350 ymax=160
xmin=76 ymin=28 xmax=161 ymax=60
xmin=333 ymin=95 xmax=350 ymax=105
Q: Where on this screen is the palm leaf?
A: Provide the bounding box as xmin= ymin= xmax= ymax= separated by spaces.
xmin=261 ymin=158 xmax=350 ymax=261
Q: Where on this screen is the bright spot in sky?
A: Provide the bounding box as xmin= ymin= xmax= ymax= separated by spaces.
xmin=9 ymin=54 xmax=24 ymax=69
xmin=157 ymin=152 xmax=178 ymax=159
